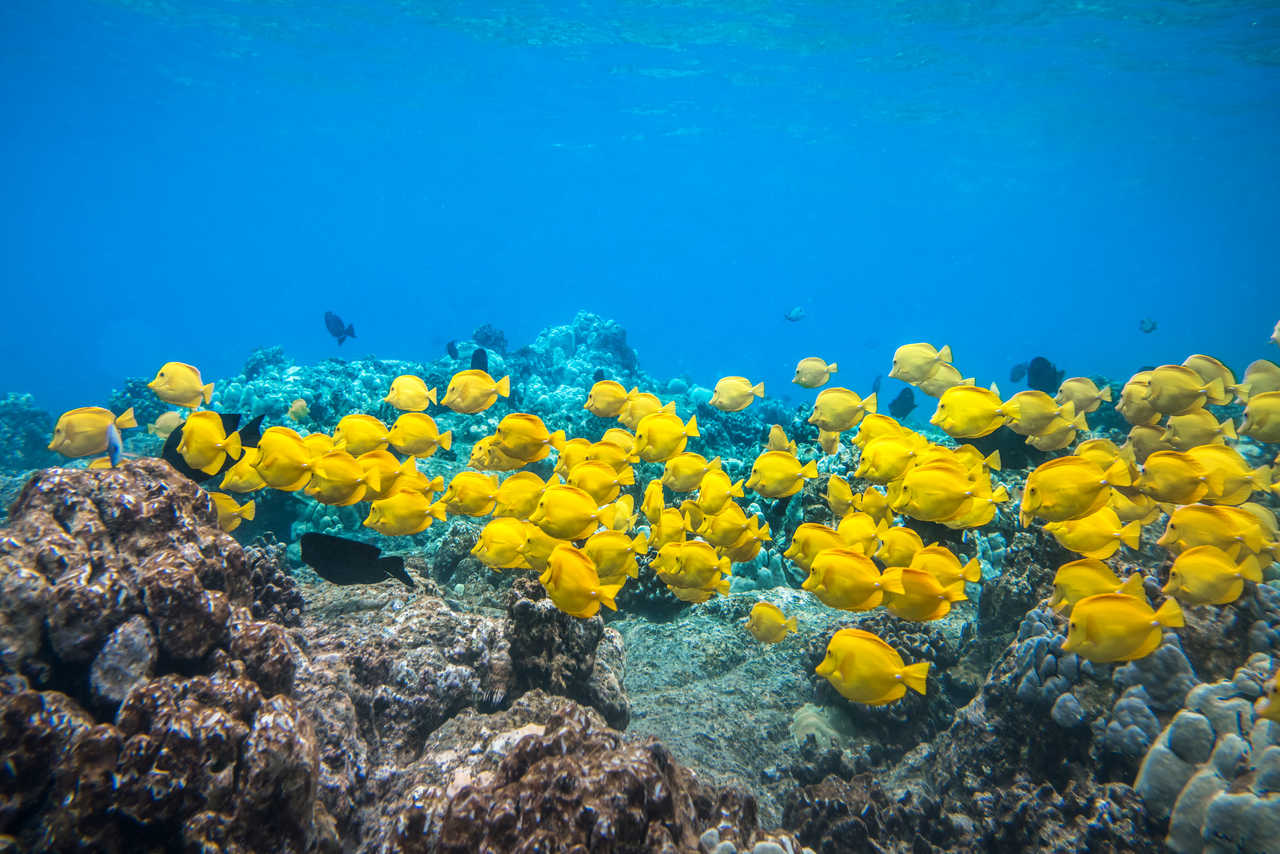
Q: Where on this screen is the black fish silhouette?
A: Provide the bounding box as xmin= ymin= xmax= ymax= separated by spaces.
xmin=161 ymin=413 xmax=264 ymax=484
xmin=324 ymin=311 xmax=356 ymax=345
xmin=888 ymin=388 xmax=916 ymax=419
xmin=1026 ymin=357 xmax=1064 ymax=394
xmin=1009 ymin=362 xmax=1028 ymax=383
xmin=471 ymin=347 xmax=488 ymax=373
xmin=299 ymin=532 xmax=414 ymax=589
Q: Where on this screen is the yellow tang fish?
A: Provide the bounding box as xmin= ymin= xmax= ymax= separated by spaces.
xmin=1257 ymin=678 xmax=1280 ymax=723
xmin=302 ymin=432 xmax=333 ymax=457
xmin=530 ymin=484 xmax=617 ymax=540
xmin=835 ymin=512 xmax=882 ymax=556
xmin=1161 ymin=410 xmax=1236 ymax=451
xmin=793 ymin=357 xmax=837 ymax=389
xmin=722 ymin=519 xmax=771 ymax=563
xmin=661 ymin=453 xmax=721 ymax=493
xmin=540 ymin=544 xmax=623 ymax=618
xmin=916 ymin=364 xmax=973 ymax=399
xmin=1006 ymin=391 xmax=1077 ymax=437
xmin=765 ymin=424 xmax=798 ymax=455
xmin=471 ymin=517 xmax=531 ymax=570
xmin=888 ymin=343 xmax=954 ymax=385
xmin=617 ymin=392 xmax=667 ymax=431
xmin=599 ymin=428 xmax=636 ymax=451
xmin=383 ymin=375 xmax=437 ymax=412
xmin=875 ymin=526 xmax=925 ymax=568
xmin=148 ymin=411 xmax=184 ymax=440
xmin=880 ymin=566 xmax=966 ymax=621
xmin=652 ymin=540 xmax=730 ymax=591
xmin=710 ymin=376 xmax=764 ymax=412
xmin=388 ymin=413 xmax=452 ymax=458
xmin=305 ymin=450 xmax=381 ymax=506
xmin=553 ymin=437 xmax=592 ymax=479
xmin=177 ymin=411 xmax=243 ymax=476
xmin=633 ymin=410 xmax=698 ymax=463
xmin=49 ymin=406 xmax=137 ymax=458
xmin=1184 ymin=444 xmax=1271 ymax=506
xmin=650 ymin=506 xmax=688 ymax=551
xmin=1056 ymin=377 xmax=1111 ymax=414
xmin=356 ymin=451 xmax=417 ymax=501
xmin=441 ymin=369 xmax=511 ymax=414
xmin=1025 ymin=419 xmax=1077 ymax=452
xmin=641 ymin=479 xmax=665 ymax=524
xmin=584 ymin=440 xmax=632 ymax=473
xmin=1157 ymin=504 xmax=1272 ymax=556
xmin=568 ymin=460 xmax=634 ymax=505
xmin=1136 ymin=450 xmax=1222 ymax=504
xmin=220 ymin=447 xmax=266 ymax=493
xmin=695 ymin=469 xmax=744 ymax=516
xmin=1120 ymin=424 xmax=1173 ymax=466
xmin=808 ymin=387 xmax=876 ymax=433
xmin=208 ymin=492 xmax=254 ymax=532
xmin=746 ymin=602 xmax=797 ymax=643
xmin=521 ymin=523 xmax=569 ymax=572
xmin=584 ymin=380 xmax=632 ymax=418
xmin=494 ymin=471 xmax=553 ymax=519
xmin=1240 ymin=390 xmax=1280 ymax=443
xmin=495 ymin=413 xmax=565 ymax=463
xmin=895 ymin=462 xmax=994 ymax=523
xmin=1049 ymin=558 xmax=1145 ymax=612
xmin=746 ymin=450 xmax=818 ymax=498
xmin=782 ymin=523 xmax=847 ymax=570
xmin=1062 ymin=593 xmax=1183 ymax=663
xmin=1109 ymin=489 xmax=1161 ymax=526
xmin=1183 ymin=354 xmax=1246 ymax=403
xmin=930 ymin=384 xmax=1018 ymax=439
xmin=909 ymin=544 xmax=981 ymax=587
xmin=826 ymin=475 xmax=854 ymax=517
xmin=1162 ymin=545 xmax=1261 ymax=606
xmin=1043 ymin=507 xmax=1141 ymax=560
xmin=696 ymin=502 xmax=756 ymax=547
xmin=583 ymin=530 xmax=647 ymax=584
xmin=1143 ymin=364 xmax=1228 ymax=414
xmin=854 ymin=487 xmax=895 ymax=526
xmin=147 ymin=362 xmax=213 ymax=409
xmin=803 ymin=548 xmax=898 ymax=611
xmin=333 ymin=414 xmax=390 ymax=456
xmin=817 ymin=430 xmax=841 ymax=456
xmin=1243 ymin=359 xmax=1280 ymax=395
xmin=816 ymin=628 xmax=929 ymax=705
xmin=1075 ymin=438 xmax=1125 ymax=471
xmin=1020 ymin=456 xmax=1131 ymax=526
xmin=252 ymin=426 xmax=314 ymax=491
xmin=441 ymin=471 xmax=500 ymax=516
xmin=855 ymin=435 xmax=923 ymax=484
xmin=468 ymin=435 xmax=526 ymax=472
xmin=363 ymin=489 xmax=446 ymax=536
xmin=1117 ymin=372 xmax=1161 ymax=427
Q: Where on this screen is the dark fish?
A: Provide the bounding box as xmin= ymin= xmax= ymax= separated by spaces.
xmin=299 ymin=532 xmax=414 ymax=589
xmin=471 ymin=347 xmax=488 ymax=373
xmin=161 ymin=413 xmax=265 ymax=484
xmin=106 ymin=423 xmax=123 ymax=467
xmin=1140 ymin=318 xmax=1157 ymax=334
xmin=593 ymin=368 xmax=606 ymax=382
xmin=447 ymin=340 xmax=459 ymax=358
xmin=783 ymin=306 xmax=806 ymax=322
xmin=1026 ymin=357 xmax=1065 ymax=395
xmin=1009 ymin=362 xmax=1028 ymax=383
xmin=888 ymin=388 xmax=916 ymax=420
xmin=324 ymin=311 xmax=356 ymax=345
xmin=871 ymin=375 xmax=882 ymax=396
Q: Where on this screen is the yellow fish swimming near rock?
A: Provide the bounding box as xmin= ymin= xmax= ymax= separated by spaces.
xmin=147 ymin=362 xmax=213 ymax=408
xmin=745 ymin=602 xmax=797 ymax=643
xmin=816 ymin=628 xmax=929 ymax=705
xmin=49 ymin=407 xmax=137 ymax=458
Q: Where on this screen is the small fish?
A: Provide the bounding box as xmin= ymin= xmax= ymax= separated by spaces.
xmin=384 ymin=375 xmax=438 ymax=412
xmin=1062 ymin=593 xmax=1183 ymax=663
xmin=208 ymin=492 xmax=255 ymax=532
xmin=176 ymin=411 xmax=243 ymax=476
xmin=1056 ymin=377 xmax=1112 ymax=415
xmin=1020 ymin=455 xmax=1131 ymax=526
xmin=809 ymin=387 xmax=876 ymax=432
xmin=826 ymin=475 xmax=854 ymax=517
xmin=887 ymin=388 xmax=916 ymax=420
xmin=745 ymin=602 xmax=797 ymax=644
xmin=916 ymin=364 xmax=972 ymax=398
xmin=1240 ymin=390 xmax=1280 ymax=443
xmin=1139 ymin=318 xmax=1157 ymax=333
xmin=529 ymin=484 xmax=614 ymax=539
xmin=299 ymin=532 xmax=413 ymax=588
xmin=333 ymin=414 xmax=390 ymax=456
xmin=539 ymin=543 xmax=622 ymax=618
xmin=816 ymin=628 xmax=929 ymax=705
xmin=585 ymin=380 xmax=632 ymax=417
xmin=324 ymin=311 xmax=356 ymax=345
xmin=633 ymin=409 xmax=697 ymax=462
xmin=784 ymin=306 xmax=807 ymax=322
xmin=287 ymin=398 xmax=310 ymax=421
xmin=441 ymin=369 xmax=510 ymax=414
xmin=583 ymin=530 xmax=647 ymax=584
xmin=1143 ymin=364 xmax=1229 ymax=414
xmin=880 ymin=565 xmax=966 ymax=621
xmin=1025 ymin=357 xmax=1064 ymax=395
xmin=889 ymin=343 xmax=953 ymax=385
xmin=1162 ymin=544 xmax=1261 ymax=606
xmin=746 ymin=450 xmax=818 ymax=498
xmin=875 ymin=526 xmax=925 ymax=568
xmin=471 ymin=517 xmax=532 ymax=570
xmin=49 ymin=406 xmax=138 ymax=458
xmin=1043 ymin=507 xmax=1141 ymax=560
xmin=1160 ymin=410 xmax=1236 ymax=450
xmin=694 ymin=469 xmax=744 ymax=516
xmin=495 ymin=413 xmax=564 ymax=462
xmin=803 ymin=547 xmax=895 ymax=611
xmin=765 ymin=424 xmax=798 ymax=455
xmin=471 ymin=347 xmax=489 ymax=373
xmin=1258 ymin=678 xmax=1280 ymax=723
xmin=148 ymin=411 xmax=184 ymax=440
xmin=930 ymin=384 xmax=1016 ymax=439
xmin=793 ymin=357 xmax=837 ymax=388
xmin=1135 ymin=450 xmax=1221 ymax=505
xmin=710 ymin=376 xmax=764 ymax=412
xmin=364 ymin=489 xmax=446 ymax=535
xmin=147 ymin=362 xmax=214 ymax=409
xmin=1049 ymin=558 xmax=1145 ymax=612
xmin=251 ymin=424 xmax=314 ymax=491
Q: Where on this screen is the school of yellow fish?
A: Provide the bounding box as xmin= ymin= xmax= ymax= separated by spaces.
xmin=42 ymin=331 xmax=1280 ymax=713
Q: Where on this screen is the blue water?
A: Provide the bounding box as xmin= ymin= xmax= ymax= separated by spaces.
xmin=3 ymin=0 xmax=1279 ymax=415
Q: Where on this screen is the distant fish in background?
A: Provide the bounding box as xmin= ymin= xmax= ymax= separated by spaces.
xmin=299 ymin=532 xmax=414 ymax=589
xmin=471 ymin=347 xmax=489 ymax=373
xmin=324 ymin=311 xmax=356 ymax=345
xmin=447 ymin=340 xmax=459 ymax=359
xmin=1026 ymin=357 xmax=1065 ymax=394
xmin=593 ymin=368 xmax=606 ymax=382
xmin=1140 ymin=318 xmax=1157 ymax=334
xmin=871 ymin=375 xmax=882 ymax=396
xmin=105 ymin=423 xmax=123 ymax=467
xmin=784 ymin=306 xmax=807 ymax=322
xmin=161 ymin=413 xmax=264 ymax=483
xmin=888 ymin=388 xmax=916 ymax=420
xmin=1010 ymin=362 xmax=1028 ymax=383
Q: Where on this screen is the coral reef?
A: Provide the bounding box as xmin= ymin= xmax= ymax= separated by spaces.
xmin=0 ymin=393 xmax=56 ymax=474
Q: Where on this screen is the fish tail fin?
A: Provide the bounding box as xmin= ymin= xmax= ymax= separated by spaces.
xmin=427 ymin=387 xmax=438 ymax=406
xmin=598 ymin=583 xmax=624 ymax=611
xmin=428 ymin=501 xmax=448 ymax=521
xmin=1234 ymin=383 xmax=1252 ymax=404
xmin=938 ymin=345 xmax=953 ymax=363
xmin=880 ymin=567 xmax=905 ymax=595
xmin=1104 ymin=459 xmax=1133 ymax=488
xmin=1119 ymin=521 xmax=1142 ymax=550
xmin=1099 ymin=385 xmax=1113 ymax=402
xmin=757 ymin=519 xmax=772 ymax=541
xmin=902 ymin=662 xmax=930 ymax=696
xmin=224 ymin=430 xmax=243 ymax=461
xmin=437 ymin=430 xmax=453 ymax=451
xmin=1240 ymin=554 xmax=1262 ymax=583
xmin=429 ymin=475 xmax=445 ymax=492
xmin=1117 ymin=573 xmax=1145 ymax=598
xmin=785 ymin=616 xmax=798 ymax=632
xmin=1155 ymin=597 xmax=1185 ymax=628
xmin=549 ymin=430 xmax=567 ymax=450
xmin=945 ymin=578 xmax=968 ymax=602
xmin=962 ymin=558 xmax=982 ymax=583
xmin=992 ymin=485 xmax=1009 ymax=503
xmin=1074 ymin=412 xmax=1089 ymax=431
xmin=617 ymin=466 xmax=636 ymax=486
xmin=116 ymin=407 xmax=138 ymax=430
xmin=202 ymin=383 xmax=214 ymax=404
xmin=865 ymin=393 xmax=877 ymax=415
xmin=985 ymin=450 xmax=1002 ymax=472
xmin=715 ymin=576 xmax=731 ymax=596
xmin=800 ymin=460 xmax=818 ymax=478
xmin=1220 ymin=418 xmax=1237 ymax=441
xmin=752 ymin=382 xmax=765 ymax=398
xmin=708 ymin=456 xmax=723 ymax=472
xmin=239 ymin=500 xmax=256 ymax=522
xmin=364 ymin=467 xmax=382 ymax=494
xmin=829 ymin=362 xmax=838 ymax=373
xmin=686 ymin=415 xmax=699 ymax=437
xmin=631 ymin=532 xmax=649 ymax=554
xmin=1205 ymin=377 xmax=1226 ymax=402
xmin=496 ymin=376 xmax=511 ymax=397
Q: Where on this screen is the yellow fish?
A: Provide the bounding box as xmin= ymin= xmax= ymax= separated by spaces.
xmin=529 ymin=484 xmax=613 ymax=540
xmin=1049 ymin=558 xmax=1146 ymax=612
xmin=641 ymin=479 xmax=666 ymax=524
xmin=930 ymin=384 xmax=1018 ymax=439
xmin=177 ymin=411 xmax=243 ymax=475
xmin=522 ymin=523 xmax=569 ymax=572
xmin=383 ymin=375 xmax=438 ymax=412
xmin=695 ymin=469 xmax=744 ymax=516
xmin=147 ymin=362 xmax=213 ymax=408
xmin=1157 ymin=504 xmax=1272 ymax=556
xmin=1025 ymin=420 xmax=1078 ymax=452
xmin=808 ymin=388 xmax=876 ymax=433
xmin=302 ymin=432 xmax=334 ymax=458
xmin=1162 ymin=545 xmax=1261 ymax=606
xmin=568 ymin=460 xmax=634 ymax=504
xmin=1143 ymin=364 xmax=1228 ymax=414
xmin=1062 ymin=593 xmax=1183 ymax=663
xmin=357 ymin=451 xmax=419 ymax=500
xmin=854 ymin=435 xmax=923 ymax=484
xmin=49 ymin=406 xmax=137 ymax=458
xmin=908 ymin=544 xmax=981 ymax=587
xmin=584 ymin=381 xmax=632 ymax=418
xmin=553 ymin=437 xmax=592 ymax=479
xmin=765 ymin=424 xmax=799 ymax=455
xmin=746 ymin=602 xmax=797 ymax=643
xmin=495 ymin=413 xmax=564 ymax=463
xmin=895 ymin=462 xmax=996 ymax=524
xmin=888 ymin=343 xmax=954 ymax=385
xmin=441 ymin=369 xmax=511 ymax=414
xmin=599 ymin=428 xmax=635 ymax=451
xmin=208 ymin=492 xmax=254 ymax=533
xmin=783 ymin=523 xmax=850 ymax=570
xmin=387 ymin=413 xmax=452 ymax=458
xmin=721 ymin=520 xmax=771 ymax=562
xmin=1184 ymin=444 xmax=1271 ymax=505
xmin=1243 ymin=359 xmax=1280 ymax=395
xmin=1055 ymin=377 xmax=1112 ymax=414
xmin=305 ymin=450 xmax=381 ymax=506
xmin=916 ymin=364 xmax=973 ymax=399
xmin=1183 ymin=355 xmax=1246 ymax=403
xmin=1161 ymin=410 xmax=1236 ymax=451
xmin=583 ymin=440 xmax=632 ymax=473
xmin=696 ymin=502 xmax=757 ymax=547
xmin=816 ymin=628 xmax=929 ymax=705
xmin=583 ymin=530 xmax=647 ymax=584
xmin=880 ymin=566 xmax=966 ymax=621
xmin=1075 ymin=438 xmax=1125 ymax=471
xmin=835 ymin=512 xmax=882 ymax=556
xmin=471 ymin=517 xmax=531 ymax=570
xmin=1240 ymin=390 xmax=1280 ymax=443
xmin=220 ymin=447 xmax=266 ymax=493
xmin=826 ymin=475 xmax=854 ymax=517
xmin=875 ymin=526 xmax=925 ymax=568
xmin=793 ymin=357 xmax=837 ymax=389
xmin=617 ymin=392 xmax=667 ymax=431
xmin=854 ymin=487 xmax=895 ymax=526
xmin=468 ymin=435 xmax=526 ymax=472
xmin=1120 ymin=424 xmax=1173 ymax=465
xmin=1109 ymin=489 xmax=1161 ymax=526
xmin=333 ymin=414 xmax=390 ymax=456
xmin=652 ymin=540 xmax=730 ymax=591
xmin=1020 ymin=456 xmax=1131 ymax=526
xmin=1135 ymin=450 xmax=1221 ymax=505
xmin=1006 ymin=391 xmax=1079 ymax=437
xmin=441 ymin=471 xmax=500 ymax=516
xmin=803 ymin=548 xmax=897 ymax=611
xmin=252 ymin=427 xmax=314 ymax=491
xmin=661 ymin=453 xmax=721 ymax=493
xmin=633 ymin=410 xmax=698 ymax=463
xmin=392 ymin=463 xmax=445 ymax=502
xmin=746 ymin=450 xmax=818 ymax=498
xmin=148 ymin=411 xmax=184 ymax=440
xmin=1257 ymin=678 xmax=1280 ymax=723
xmin=287 ymin=398 xmax=309 ymax=422
xmin=650 ymin=506 xmax=688 ymax=551
xmin=1044 ymin=507 xmax=1141 ymax=560
xmin=540 ymin=544 xmax=623 ymax=618
xmin=494 ymin=471 xmax=553 ymax=518
xmin=1117 ymin=372 xmax=1161 ymax=426
xmin=817 ymin=430 xmax=841 ymax=456
xmin=364 ymin=489 xmax=446 ymax=536
xmin=710 ymin=376 xmax=764 ymax=412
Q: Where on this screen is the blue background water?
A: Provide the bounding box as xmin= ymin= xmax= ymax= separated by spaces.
xmin=3 ymin=0 xmax=1279 ymax=415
